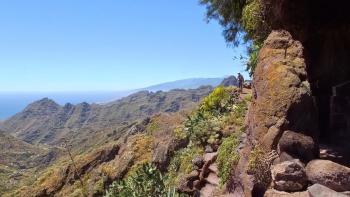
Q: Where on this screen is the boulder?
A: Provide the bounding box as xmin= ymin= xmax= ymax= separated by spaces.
xmin=264 ymin=189 xmax=310 ymax=197
xmin=152 ymin=131 xmax=188 ymax=172
xmin=307 ymin=184 xmax=348 ymax=197
xmin=178 ymin=170 xmax=200 ymax=194
xmin=278 ymin=130 xmax=318 ymax=162
xmin=205 ymin=173 xmax=220 ymax=186
xmin=271 ymin=159 xmax=307 ymax=192
xmin=106 ymin=151 xmax=134 ymax=180
xmin=208 ymin=163 xmax=218 ymax=174
xmin=192 ymin=156 xmax=205 ymax=169
xmin=200 ymin=152 xmax=218 ymax=180
xmin=203 ymin=152 xmax=217 ymax=163
xmin=306 ymin=160 xmax=350 ymax=192
xmin=186 ymin=170 xmax=200 ymax=181
xmin=193 ymin=180 xmax=203 ymax=190
xmin=273 ymin=152 xmax=295 ymax=165
xmin=205 ymin=145 xmax=214 ymax=153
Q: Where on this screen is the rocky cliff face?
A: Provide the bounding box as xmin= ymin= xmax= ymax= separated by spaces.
xmin=248 ymin=30 xmax=317 ymax=150
xmin=261 ymin=0 xmax=350 ymax=143
xmin=220 ymin=1 xmax=350 ymax=195
xmin=231 ymin=29 xmax=350 ymax=197
xmin=231 ymin=30 xmax=317 ymax=196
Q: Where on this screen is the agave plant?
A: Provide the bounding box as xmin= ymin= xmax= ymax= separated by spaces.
xmin=105 ymin=163 xmax=187 ymax=197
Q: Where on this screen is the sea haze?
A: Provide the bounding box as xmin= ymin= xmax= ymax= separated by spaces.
xmin=0 ymin=91 xmax=131 ymax=120
xmin=0 ymin=77 xmax=226 ymax=120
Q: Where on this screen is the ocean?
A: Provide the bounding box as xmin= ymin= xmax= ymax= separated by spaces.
xmin=0 ymin=91 xmax=132 ymax=120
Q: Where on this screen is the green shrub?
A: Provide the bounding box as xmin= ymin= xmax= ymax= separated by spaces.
xmin=166 ymin=86 xmax=249 ymax=188
xmin=246 ymin=42 xmax=262 ymax=76
xmin=244 ymin=94 xmax=253 ymax=102
xmin=93 ymin=177 xmax=106 ymax=195
xmin=173 ymin=125 xmax=188 ymax=140
xmin=105 ymin=163 xmax=186 ymax=197
xmin=185 ymin=87 xmax=241 ymax=146
xmin=247 ymin=146 xmax=271 ymax=189
xmin=242 ymin=0 xmax=268 ymax=43
xmin=217 ymin=133 xmax=240 ymax=185
xmin=186 ymin=112 xmax=223 ymax=146
xmin=167 ymin=144 xmax=203 ymax=187
xmin=200 ymin=86 xmax=230 ymax=113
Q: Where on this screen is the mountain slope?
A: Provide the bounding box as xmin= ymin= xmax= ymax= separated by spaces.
xmin=0 ymin=86 xmax=214 ymax=196
xmin=0 ymin=86 xmax=213 ymax=147
xmin=0 ymin=131 xmax=62 ymax=194
xmin=5 ymin=111 xmax=189 ymax=197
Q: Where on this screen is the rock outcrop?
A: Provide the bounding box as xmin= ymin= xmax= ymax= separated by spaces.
xmin=306 ymin=160 xmax=350 ymax=192
xmin=232 ymin=30 xmax=318 ymax=196
xmin=151 ymin=113 xmax=189 ymax=171
xmin=247 ymin=30 xmax=317 ymax=151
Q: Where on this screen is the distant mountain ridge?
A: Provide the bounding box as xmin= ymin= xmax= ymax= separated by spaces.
xmin=220 ymin=75 xmax=239 ymax=87
xmin=0 ymin=77 xmax=225 ymax=120
xmin=0 ymin=86 xmax=213 ymax=147
xmin=140 ymin=77 xmax=225 ymax=92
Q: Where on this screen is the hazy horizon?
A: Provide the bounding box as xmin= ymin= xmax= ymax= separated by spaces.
xmin=0 ymin=76 xmax=230 ymax=93
xmin=0 ymin=1 xmax=249 ymax=119
xmin=0 ymin=1 xmax=249 ymax=92
xmin=0 ymin=76 xmax=228 ymax=119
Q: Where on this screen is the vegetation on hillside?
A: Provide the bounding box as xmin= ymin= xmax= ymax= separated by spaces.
xmin=105 ymin=163 xmax=186 ymax=197
xmin=167 ymin=144 xmax=204 ymax=186
xmin=0 ymin=132 xmax=62 ymax=195
xmin=167 ymin=86 xmax=249 ymax=187
xmin=2 ymin=85 xmax=251 ymax=196
xmin=186 ymin=86 xmax=242 ymax=146
xmin=217 ymin=132 xmax=240 ymax=185
xmin=247 ymin=146 xmax=271 ymax=190
xmin=103 ymin=86 xmax=250 ymax=196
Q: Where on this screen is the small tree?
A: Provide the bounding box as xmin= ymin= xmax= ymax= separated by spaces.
xmin=200 ymin=0 xmax=269 ymax=75
xmin=61 ymin=139 xmax=87 ymax=197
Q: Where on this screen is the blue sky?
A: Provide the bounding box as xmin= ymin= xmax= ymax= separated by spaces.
xmin=0 ymin=0 xmax=249 ymax=92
